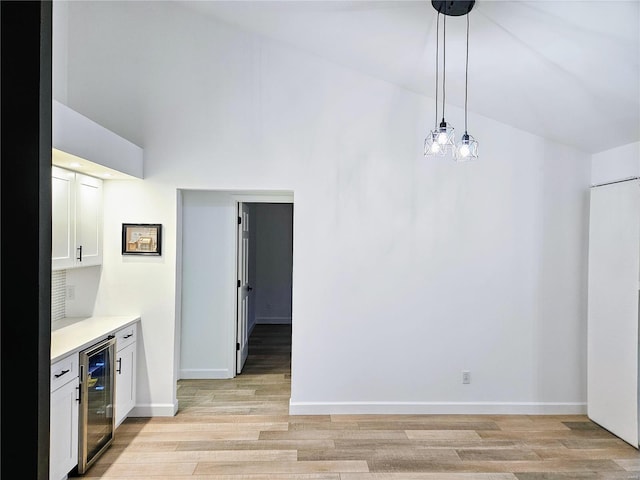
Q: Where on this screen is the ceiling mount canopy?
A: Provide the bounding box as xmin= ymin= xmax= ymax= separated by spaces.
xmin=431 ymin=1 xmax=475 ymax=17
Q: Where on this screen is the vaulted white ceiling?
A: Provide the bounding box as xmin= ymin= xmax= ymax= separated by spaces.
xmin=180 ymin=0 xmax=639 ymax=154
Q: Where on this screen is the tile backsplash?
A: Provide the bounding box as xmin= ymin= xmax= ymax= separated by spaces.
xmin=51 ymin=270 xmax=66 ymax=322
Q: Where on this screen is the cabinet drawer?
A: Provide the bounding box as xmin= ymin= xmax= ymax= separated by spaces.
xmin=51 ymin=354 xmax=79 ymax=392
xmin=115 ymin=323 xmax=137 ymax=351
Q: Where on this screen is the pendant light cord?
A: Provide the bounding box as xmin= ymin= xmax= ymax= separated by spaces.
xmin=434 ymin=12 xmax=440 ymax=128
xmin=442 ymin=13 xmax=446 ymax=122
xmin=464 ymin=13 xmax=469 ymax=134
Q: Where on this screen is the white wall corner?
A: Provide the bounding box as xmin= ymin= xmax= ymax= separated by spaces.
xmin=591 ymin=141 xmax=640 ymax=186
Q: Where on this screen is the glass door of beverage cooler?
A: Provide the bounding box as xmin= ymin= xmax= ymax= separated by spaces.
xmin=78 ymin=336 xmax=116 ymax=474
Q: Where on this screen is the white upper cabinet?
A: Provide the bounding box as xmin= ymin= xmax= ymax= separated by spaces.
xmin=52 ymin=165 xmax=103 ymax=270
xmin=52 ymin=166 xmax=75 ymax=269
xmin=75 ymin=173 xmax=103 ymax=266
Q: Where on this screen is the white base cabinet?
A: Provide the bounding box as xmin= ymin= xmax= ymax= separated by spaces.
xmin=49 ymin=320 xmax=140 ymax=479
xmin=115 ymin=323 xmax=137 ymax=427
xmin=50 ymin=354 xmax=79 ymax=480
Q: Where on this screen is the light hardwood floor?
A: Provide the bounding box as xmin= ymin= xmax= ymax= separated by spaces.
xmin=79 ymin=324 xmax=640 ymax=480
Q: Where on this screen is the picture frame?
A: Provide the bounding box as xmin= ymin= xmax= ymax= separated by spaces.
xmin=122 ymin=223 xmax=162 ymax=256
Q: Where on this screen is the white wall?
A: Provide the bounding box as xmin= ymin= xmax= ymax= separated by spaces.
xmin=179 ymin=191 xmax=236 ymax=379
xmin=65 ymin=266 xmax=101 ymax=317
xmin=53 ymin=0 xmax=68 ymax=104
xmin=254 ymin=203 xmax=293 ymax=324
xmin=591 ymin=142 xmax=640 ymax=185
xmin=248 ymin=203 xmax=257 ymax=333
xmin=62 ymin=1 xmax=592 ymax=415
xmin=93 ymin=178 xmax=176 ymax=416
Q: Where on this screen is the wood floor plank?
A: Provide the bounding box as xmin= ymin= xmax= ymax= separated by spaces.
xmin=532 ymin=447 xmax=640 ymax=461
xmin=491 ymin=419 xmax=571 ymax=432
xmin=288 ymin=421 xmax=361 ymax=431
xmin=477 ymin=429 xmax=615 ymax=441
xmin=116 ymin=422 xmax=289 ymax=433
xmin=297 ymin=447 xmax=461 ymax=462
xmin=341 ymin=474 xmax=518 ymax=480
xmin=81 ymin=475 xmax=339 ymax=480
xmin=85 ymin=462 xmax=197 ymax=476
xmin=173 ymin=439 xmax=335 ymax=452
xmin=109 ymin=440 xmax=180 ymax=451
xmin=456 ymin=448 xmax=542 ymax=461
xmin=358 ymin=421 xmax=501 ymax=431
xmin=332 ymin=414 xmax=495 ymax=423
xmin=614 ymin=458 xmax=640 ymax=471
xmin=560 ymin=438 xmax=631 ymax=449
xmin=333 ymin=438 xmax=515 ymax=450
xmin=367 ymin=458 xmax=625 ymax=474
xmin=514 ymin=473 xmax=640 ymax=480
xmin=113 ymin=430 xmax=261 ymax=442
xmin=94 ymin=450 xmax=298 ymax=464
xmin=259 ymin=429 xmax=410 ymax=441
xmin=124 ymin=415 xmax=293 ymax=424
xmin=193 ymin=460 xmax=369 ymax=474
xmin=405 ymin=430 xmax=482 ymax=441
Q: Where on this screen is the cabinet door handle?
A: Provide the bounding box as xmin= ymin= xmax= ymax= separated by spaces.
xmin=54 ymin=369 xmax=70 ymax=378
xmin=117 ymin=357 xmax=122 ymax=374
xmin=123 ymin=334 xmax=133 ymax=339
xmin=76 ymin=385 xmax=81 ymax=403
xmin=76 ymin=245 xmax=83 ymax=262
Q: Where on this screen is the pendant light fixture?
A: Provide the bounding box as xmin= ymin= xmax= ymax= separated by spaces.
xmin=455 ymin=10 xmax=479 ymax=161
xmin=424 ymin=0 xmax=478 ymax=161
xmin=425 ymin=11 xmax=454 ymax=156
xmin=424 ymin=11 xmax=443 ymax=156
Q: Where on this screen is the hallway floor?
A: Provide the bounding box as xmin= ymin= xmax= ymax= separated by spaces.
xmin=81 ymin=324 xmax=640 ymax=479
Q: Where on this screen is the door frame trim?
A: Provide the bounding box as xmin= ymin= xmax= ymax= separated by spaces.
xmin=231 ymin=193 xmax=294 ymax=377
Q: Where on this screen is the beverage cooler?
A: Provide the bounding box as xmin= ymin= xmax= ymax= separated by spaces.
xmin=78 ymin=336 xmax=116 ymax=473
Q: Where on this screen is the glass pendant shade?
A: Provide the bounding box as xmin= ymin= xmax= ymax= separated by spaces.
xmin=436 ymin=120 xmax=455 ymax=150
xmin=454 ymin=132 xmax=479 ymax=162
xmin=424 ymin=130 xmax=444 ymax=156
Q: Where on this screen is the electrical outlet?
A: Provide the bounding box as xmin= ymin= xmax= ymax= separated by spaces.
xmin=66 ymin=285 xmax=75 ymax=300
xmin=462 ymin=370 xmax=471 ymax=384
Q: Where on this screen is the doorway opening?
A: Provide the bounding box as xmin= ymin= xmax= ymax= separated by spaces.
xmin=236 ymin=202 xmax=293 ymax=376
xmin=177 ymin=190 xmax=293 ymax=397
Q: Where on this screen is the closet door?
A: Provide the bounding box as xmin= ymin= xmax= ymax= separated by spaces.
xmin=587 ymin=180 xmax=639 ymax=448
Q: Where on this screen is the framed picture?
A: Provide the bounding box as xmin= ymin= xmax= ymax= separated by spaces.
xmin=122 ymin=223 xmax=162 ymax=256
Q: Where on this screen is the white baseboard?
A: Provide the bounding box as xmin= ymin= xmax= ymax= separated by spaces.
xmin=129 ymin=402 xmax=178 ymax=417
xmin=256 ymin=316 xmax=291 ymax=324
xmin=179 ymin=368 xmax=232 ymax=379
xmin=289 ymin=400 xmax=587 ymax=416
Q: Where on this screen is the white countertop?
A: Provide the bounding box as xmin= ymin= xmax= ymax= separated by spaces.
xmin=51 ymin=315 xmax=141 ymax=363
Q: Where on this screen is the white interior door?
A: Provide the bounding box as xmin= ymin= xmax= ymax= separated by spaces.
xmin=587 ymin=180 xmax=639 ymax=448
xmin=236 ymin=202 xmax=250 ymax=374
